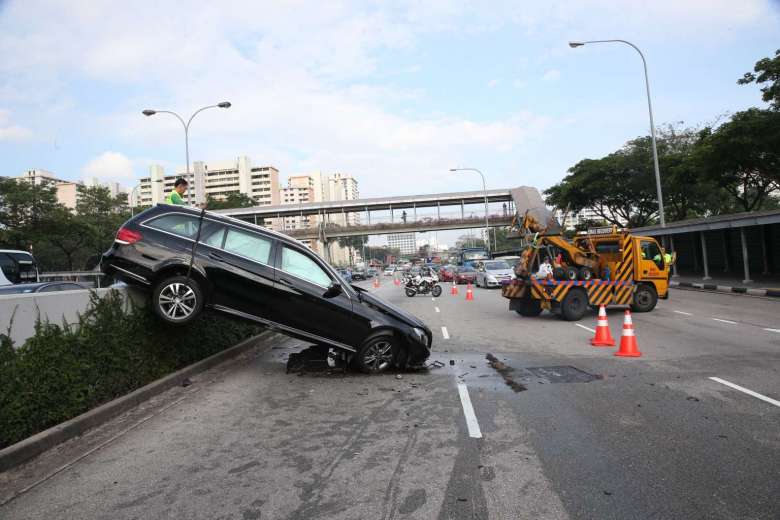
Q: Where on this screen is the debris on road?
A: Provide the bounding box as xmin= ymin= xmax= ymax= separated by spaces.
xmin=395 ymin=374 xmax=403 ymax=380
xmin=286 ymin=346 xmax=346 ymax=375
xmin=428 ymin=360 xmax=446 ymax=369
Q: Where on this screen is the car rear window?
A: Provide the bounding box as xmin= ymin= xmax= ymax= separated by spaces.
xmin=223 ymin=228 xmax=272 ymax=264
xmin=146 ymin=214 xmax=201 ymax=239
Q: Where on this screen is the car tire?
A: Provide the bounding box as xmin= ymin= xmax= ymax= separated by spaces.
xmin=355 ymin=333 xmax=397 ymax=373
xmin=515 ymin=298 xmax=543 ymax=317
xmin=560 ymin=288 xmax=587 ymax=321
xmin=630 ymin=284 xmax=658 ymax=313
xmin=152 ymin=275 xmax=204 ymax=326
xmin=432 ymin=285 xmax=442 ymax=297
xmin=405 ymin=287 xmax=417 ymax=297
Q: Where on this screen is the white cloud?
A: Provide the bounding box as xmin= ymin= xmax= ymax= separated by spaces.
xmin=487 ymin=79 xmax=500 ymax=88
xmin=542 ymin=69 xmax=561 ymax=81
xmin=82 ymin=151 xmax=134 ymax=179
xmin=0 ymin=109 xmax=33 ymax=141
xmin=512 ymin=79 xmax=527 ymax=89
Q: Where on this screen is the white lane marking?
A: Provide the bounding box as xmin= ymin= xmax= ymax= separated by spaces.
xmin=457 ymin=382 xmax=483 ymax=438
xmin=441 ymin=326 xmax=450 ymax=339
xmin=712 ymin=318 xmax=737 ymax=325
xmin=575 ymin=323 xmax=596 ymax=334
xmin=674 ymin=310 xmax=692 ymax=316
xmin=435 ymin=307 xmax=440 ymax=313
xmin=432 ymin=297 xmax=435 ymax=301
xmin=709 ymin=377 xmax=780 ymax=408
xmin=764 ymin=328 xmax=780 ymax=334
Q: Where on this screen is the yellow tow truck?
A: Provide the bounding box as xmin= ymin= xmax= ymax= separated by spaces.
xmin=501 ymin=188 xmax=674 ymax=321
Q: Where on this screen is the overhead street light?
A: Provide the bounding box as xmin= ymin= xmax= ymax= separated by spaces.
xmin=141 ymin=102 xmax=232 ymax=205
xmin=450 ymin=168 xmax=492 ymax=252
xmin=568 ymin=39 xmax=665 ymax=227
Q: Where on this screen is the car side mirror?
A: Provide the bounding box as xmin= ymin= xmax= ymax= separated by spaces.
xmin=323 ymin=282 xmax=343 ymax=298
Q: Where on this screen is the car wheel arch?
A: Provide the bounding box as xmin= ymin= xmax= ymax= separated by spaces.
xmin=152 ymin=263 xmax=213 ymax=300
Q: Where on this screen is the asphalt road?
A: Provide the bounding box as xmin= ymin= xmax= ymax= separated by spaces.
xmin=1 ymin=279 xmax=779 ymax=519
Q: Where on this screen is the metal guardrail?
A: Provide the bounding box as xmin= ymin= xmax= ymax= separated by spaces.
xmin=38 ymin=271 xmax=106 ymax=288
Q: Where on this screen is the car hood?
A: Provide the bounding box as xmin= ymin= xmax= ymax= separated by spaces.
xmin=352 ymin=286 xmax=428 ymax=330
xmin=486 ymin=269 xmax=513 ymax=277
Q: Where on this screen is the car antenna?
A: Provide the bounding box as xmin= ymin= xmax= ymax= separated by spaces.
xmin=186 ymin=205 xmax=208 ymax=283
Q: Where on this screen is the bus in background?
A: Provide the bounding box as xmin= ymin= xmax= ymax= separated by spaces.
xmin=0 ymin=250 xmax=40 ymax=286
xmin=458 ymin=246 xmax=490 ymax=267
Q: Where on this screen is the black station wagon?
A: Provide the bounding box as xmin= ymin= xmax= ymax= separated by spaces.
xmin=101 ymin=205 xmax=432 ymax=372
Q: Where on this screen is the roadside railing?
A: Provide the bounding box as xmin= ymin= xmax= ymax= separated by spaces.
xmin=38 ymin=271 xmax=107 ymax=288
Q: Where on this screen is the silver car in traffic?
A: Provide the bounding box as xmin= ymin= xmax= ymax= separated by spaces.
xmin=475 ymin=260 xmax=514 ymax=288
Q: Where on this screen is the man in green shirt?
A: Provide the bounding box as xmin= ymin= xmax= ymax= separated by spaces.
xmin=165 ymin=178 xmax=188 ymax=205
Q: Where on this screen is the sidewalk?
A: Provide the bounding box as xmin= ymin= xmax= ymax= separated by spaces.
xmin=670 ymin=273 xmax=780 ymax=298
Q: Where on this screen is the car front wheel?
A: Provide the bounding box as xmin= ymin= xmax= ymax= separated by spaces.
xmin=152 ymin=275 xmax=204 ymax=326
xmin=355 ymin=333 xmax=397 ymax=373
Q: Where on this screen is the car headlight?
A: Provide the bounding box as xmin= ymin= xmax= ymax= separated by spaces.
xmin=411 ymin=327 xmax=427 ymax=345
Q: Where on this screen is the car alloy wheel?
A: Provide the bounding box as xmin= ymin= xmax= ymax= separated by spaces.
xmin=356 ymin=335 xmax=397 ymax=373
xmin=158 ymin=282 xmax=197 ymax=320
xmin=152 ymin=275 xmax=204 ymax=326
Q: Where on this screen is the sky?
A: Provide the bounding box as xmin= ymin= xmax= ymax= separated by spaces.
xmin=1 ymin=0 xmax=779 ymax=249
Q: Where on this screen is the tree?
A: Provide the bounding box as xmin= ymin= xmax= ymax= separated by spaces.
xmin=0 ymin=177 xmax=61 ymax=250
xmin=76 ymin=185 xmax=130 ymax=265
xmin=696 ymin=109 xmax=780 ymax=211
xmin=205 ymin=193 xmax=256 ymax=210
xmin=738 ymin=49 xmax=780 ymax=110
xmin=337 ymin=235 xmax=368 ymax=266
xmin=45 ymin=207 xmax=92 ymax=271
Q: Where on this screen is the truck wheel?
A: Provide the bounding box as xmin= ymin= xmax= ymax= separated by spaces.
xmin=515 ymin=298 xmax=542 ymax=317
xmin=565 ymin=266 xmax=579 ymax=280
xmin=578 ymin=267 xmax=594 ymax=281
xmin=630 ymin=284 xmax=658 ymax=313
xmin=152 ymin=275 xmax=204 ymax=326
xmin=560 ymin=288 xmax=587 ymax=321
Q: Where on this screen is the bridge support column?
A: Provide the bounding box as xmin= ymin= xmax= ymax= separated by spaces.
xmin=700 ymin=232 xmax=711 ymax=280
xmin=437 ymin=202 xmax=440 ymax=220
xmin=722 ymin=231 xmax=730 ymax=273
xmin=741 ymin=227 xmax=752 ymax=284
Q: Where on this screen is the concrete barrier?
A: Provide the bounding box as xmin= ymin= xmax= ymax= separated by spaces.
xmin=0 ymin=286 xmax=146 ymax=348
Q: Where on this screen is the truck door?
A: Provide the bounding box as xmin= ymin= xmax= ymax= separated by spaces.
xmin=638 ymin=239 xmax=667 ymax=281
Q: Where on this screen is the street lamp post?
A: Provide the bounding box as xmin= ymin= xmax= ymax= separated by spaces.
xmin=142 ymin=102 xmax=231 ymax=205
xmin=569 ymin=40 xmax=665 ymax=227
xmin=450 ymin=168 xmax=491 ymax=252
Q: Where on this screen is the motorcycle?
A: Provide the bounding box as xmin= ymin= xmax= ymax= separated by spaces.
xmin=404 ymin=270 xmax=442 ymax=298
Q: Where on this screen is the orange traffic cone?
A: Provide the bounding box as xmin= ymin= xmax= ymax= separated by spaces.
xmin=465 ymin=283 xmax=474 ymax=301
xmin=614 ymin=310 xmax=641 ymax=357
xmin=373 ymin=277 xmax=380 ymax=288
xmin=590 ymin=305 xmax=615 ymax=347
xmin=394 ymin=277 xmax=400 ymax=286
xmin=450 ymin=282 xmax=459 ymax=295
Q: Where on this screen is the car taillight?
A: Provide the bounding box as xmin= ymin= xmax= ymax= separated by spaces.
xmin=116 ymin=227 xmax=142 ymax=244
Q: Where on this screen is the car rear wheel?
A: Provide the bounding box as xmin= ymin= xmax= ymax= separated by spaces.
xmin=152 ymin=275 xmax=204 ymax=326
xmin=355 ymin=334 xmax=397 ymax=373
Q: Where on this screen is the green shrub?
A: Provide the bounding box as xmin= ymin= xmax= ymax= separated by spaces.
xmin=0 ymin=290 xmax=261 ymax=449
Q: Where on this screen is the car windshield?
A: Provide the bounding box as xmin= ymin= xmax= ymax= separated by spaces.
xmin=459 ymin=266 xmax=475 ymax=272
xmin=463 ymin=250 xmax=488 ymax=260
xmin=485 ymin=261 xmax=510 ymax=270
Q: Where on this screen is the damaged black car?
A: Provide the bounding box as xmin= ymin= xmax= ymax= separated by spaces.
xmin=101 ymin=205 xmax=432 ymax=373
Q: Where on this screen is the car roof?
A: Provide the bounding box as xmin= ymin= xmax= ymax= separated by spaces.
xmin=137 ymin=204 xmax=314 ymax=251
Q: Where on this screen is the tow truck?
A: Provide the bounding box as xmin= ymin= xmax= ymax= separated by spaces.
xmin=501 ymin=187 xmax=674 ymax=321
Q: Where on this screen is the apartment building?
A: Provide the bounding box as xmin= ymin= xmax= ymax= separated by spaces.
xmin=135 ymin=156 xmax=280 ymax=207
xmin=16 ymin=169 xmax=80 ymax=209
xmin=388 ymin=233 xmax=416 ymax=256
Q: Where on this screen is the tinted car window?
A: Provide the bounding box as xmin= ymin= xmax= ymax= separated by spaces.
xmin=223 ymin=228 xmax=272 ymax=264
xmin=38 ymin=284 xmax=62 ymax=293
xmin=146 ymin=214 xmax=201 ymax=239
xmin=485 ymin=261 xmax=510 ymax=270
xmin=459 ymin=266 xmax=475 ymax=272
xmin=0 ymin=254 xmax=18 ymax=282
xmin=202 ymin=226 xmax=226 ymax=248
xmin=281 ymin=247 xmax=331 ymax=287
